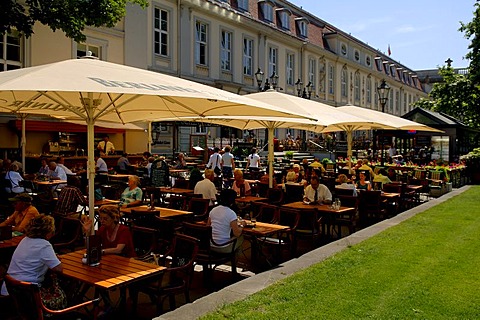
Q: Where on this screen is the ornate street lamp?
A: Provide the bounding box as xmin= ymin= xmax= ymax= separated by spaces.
xmin=376 ymin=79 xmax=390 ymax=165
xmin=295 ymin=79 xmax=314 ymax=99
xmin=255 ymin=68 xmax=279 ymax=91
xmin=377 ymin=79 xmax=390 ymax=113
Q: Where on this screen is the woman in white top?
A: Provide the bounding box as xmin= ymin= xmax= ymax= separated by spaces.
xmin=221 ymin=145 xmax=235 ymax=179
xmin=4 ymin=163 xmax=24 ymax=194
xmin=246 ymin=148 xmax=260 ymax=169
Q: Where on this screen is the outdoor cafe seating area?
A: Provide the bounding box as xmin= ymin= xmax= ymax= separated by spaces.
xmin=0 ymin=153 xmax=467 ymax=319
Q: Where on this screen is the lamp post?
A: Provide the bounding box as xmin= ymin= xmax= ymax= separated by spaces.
xmin=255 ymin=68 xmax=279 ymax=92
xmin=295 ymin=79 xmax=314 ymax=99
xmin=377 ymin=79 xmax=390 ymax=113
xmin=377 ymin=79 xmax=390 ymax=165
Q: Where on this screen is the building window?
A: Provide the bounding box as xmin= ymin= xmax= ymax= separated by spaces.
xmin=403 ymin=92 xmax=407 ymax=113
xmin=389 ymin=90 xmax=394 ymax=113
xmin=286 ymin=52 xmax=294 ymax=86
xmin=390 ymin=65 xmax=396 ymax=78
xmin=408 ymin=94 xmax=412 ymax=111
xmin=277 ymin=9 xmax=290 ymax=30
xmin=340 ymin=43 xmax=347 ymax=56
xmin=0 ymin=31 xmax=22 ymax=71
xmin=341 ymin=66 xmax=348 ymax=98
xmin=354 ymin=49 xmax=360 ymax=62
xmin=366 ymin=55 xmax=371 ymax=67
xmin=77 ymin=43 xmax=101 ymax=59
xmin=374 ymin=81 xmax=379 ymax=109
xmin=309 ymin=58 xmax=316 ymax=91
xmin=366 ymin=76 xmax=372 ymax=103
xmin=395 ymin=90 xmax=400 ymax=113
xmin=154 ymin=8 xmax=168 ymax=56
xmin=296 ymin=18 xmax=308 ymax=38
xmin=328 ymin=64 xmax=335 ymax=95
xmin=220 ymin=30 xmax=232 ymax=71
xmin=260 ymin=1 xmax=274 ymax=22
xmin=243 ymin=38 xmax=253 ymax=76
xmin=375 ymin=57 xmax=383 ymax=72
xmin=195 ymin=21 xmax=208 ymax=66
xmin=237 ymin=0 xmax=249 ymax=11
xmin=354 ymin=71 xmax=360 ymax=101
xmin=268 ymin=47 xmax=278 ymax=77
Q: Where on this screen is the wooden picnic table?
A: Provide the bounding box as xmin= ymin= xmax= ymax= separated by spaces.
xmin=120 ymin=205 xmax=193 ymax=219
xmin=59 ymin=250 xmax=165 ymax=311
xmin=159 ymin=187 xmax=194 ymax=196
xmin=235 ymin=195 xmax=268 ymax=204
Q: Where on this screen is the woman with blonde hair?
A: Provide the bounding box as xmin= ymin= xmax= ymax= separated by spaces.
xmin=232 ymin=169 xmax=251 ymax=196
xmin=119 ymin=175 xmax=143 ymax=208
xmin=82 ymin=205 xmax=135 ymax=257
xmin=1 ymin=215 xmax=66 ymax=309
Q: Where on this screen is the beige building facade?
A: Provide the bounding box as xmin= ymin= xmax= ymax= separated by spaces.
xmin=1 ymin=0 xmax=427 ymax=155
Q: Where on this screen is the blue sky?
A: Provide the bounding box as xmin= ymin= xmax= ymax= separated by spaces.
xmin=291 ymin=0 xmax=475 ymax=70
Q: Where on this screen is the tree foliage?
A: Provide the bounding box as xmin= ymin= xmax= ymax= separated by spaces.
xmin=0 ymin=0 xmax=148 ymax=42
xmin=413 ymin=1 xmax=480 ymax=130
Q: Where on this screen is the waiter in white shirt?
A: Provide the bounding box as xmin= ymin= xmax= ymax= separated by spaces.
xmin=97 ymin=135 xmax=115 ymax=155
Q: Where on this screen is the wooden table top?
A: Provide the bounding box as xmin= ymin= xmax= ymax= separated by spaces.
xmin=406 ymin=185 xmax=423 ymax=191
xmin=94 ymin=199 xmax=120 ymax=206
xmin=282 ymin=201 xmax=355 ymax=214
xmin=169 ymin=169 xmax=190 ymax=173
xmin=0 ymin=235 xmax=24 ymax=250
xmin=108 ymin=174 xmax=132 ymax=179
xmin=159 ymin=187 xmax=194 ymax=195
xmin=60 ymin=250 xmax=165 ymax=290
xmin=235 ymin=196 xmax=268 ymax=203
xmin=242 ymin=221 xmax=289 ymax=236
xmin=381 ymin=192 xmax=401 ymax=198
xmin=120 ymin=205 xmax=193 ymax=218
xmin=35 ymin=180 xmax=67 ymax=186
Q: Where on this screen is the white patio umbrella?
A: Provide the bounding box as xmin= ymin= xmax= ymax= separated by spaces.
xmin=323 ymin=105 xmax=443 ymax=169
xmin=163 ymin=91 xmax=389 ymax=186
xmin=0 ymin=58 xmax=315 ymax=223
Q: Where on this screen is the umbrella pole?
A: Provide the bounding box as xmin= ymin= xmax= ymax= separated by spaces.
xmin=148 ymin=121 xmax=152 ymax=154
xmin=21 ymin=115 xmax=27 ymax=173
xmin=347 ymin=129 xmax=353 ymax=174
xmin=86 ymin=95 xmax=96 ymax=234
xmin=268 ymin=126 xmax=274 ymax=188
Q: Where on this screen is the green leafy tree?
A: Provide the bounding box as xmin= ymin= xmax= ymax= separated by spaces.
xmin=1 ymin=0 xmax=148 ymax=42
xmin=413 ymin=1 xmax=480 ymax=130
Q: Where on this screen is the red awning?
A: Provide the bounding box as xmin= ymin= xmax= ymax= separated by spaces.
xmin=11 ymin=120 xmax=126 ymax=133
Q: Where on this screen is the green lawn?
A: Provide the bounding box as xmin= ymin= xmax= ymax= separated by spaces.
xmin=202 ymin=186 xmax=480 ymax=319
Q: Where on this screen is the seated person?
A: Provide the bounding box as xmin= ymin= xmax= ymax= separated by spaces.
xmin=94 ymin=150 xmax=108 ymax=174
xmin=303 ymin=176 xmax=332 ymax=204
xmin=358 ymin=159 xmax=375 ymax=178
xmin=207 ymin=189 xmax=245 ymax=253
xmin=194 ymin=169 xmax=218 ymax=206
xmin=0 ymin=193 xmax=39 ymax=233
xmin=46 ymin=161 xmax=67 ymax=190
xmin=119 ymin=175 xmax=143 ymax=208
xmin=38 ymin=158 xmax=49 ymax=175
xmin=373 ymin=169 xmax=392 ymax=189
xmin=174 ymin=152 xmax=187 ymax=169
xmin=82 ymin=205 xmax=135 ymax=257
xmin=231 ymin=169 xmax=251 ymax=197
xmin=117 ymin=152 xmax=130 ymax=173
xmin=4 ymin=163 xmax=24 ymax=194
xmin=387 ymin=168 xmax=397 ymax=181
xmin=309 ymin=158 xmax=326 ymax=174
xmin=259 ymin=172 xmax=277 ymax=188
xmin=356 ymin=171 xmax=372 ymax=191
xmin=141 ymin=151 xmax=152 ymax=167
xmin=336 ymin=174 xmax=357 ymax=196
xmin=53 ymin=176 xmax=87 ymax=216
xmin=0 ymin=215 xmax=63 ymax=304
xmin=283 ymin=171 xmax=304 ymax=190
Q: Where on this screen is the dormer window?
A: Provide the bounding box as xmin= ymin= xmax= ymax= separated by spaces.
xmin=295 ymin=17 xmax=309 ymax=38
xmin=259 ymin=0 xmax=275 ymax=22
xmin=276 ymin=8 xmax=291 ymax=30
xmin=340 ymin=43 xmax=347 ymax=56
xmin=236 ymin=0 xmax=248 ymax=11
xmin=375 ymin=56 xmax=382 ymax=71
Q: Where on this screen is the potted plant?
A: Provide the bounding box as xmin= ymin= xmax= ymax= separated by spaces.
xmin=285 ymin=151 xmax=294 ymax=160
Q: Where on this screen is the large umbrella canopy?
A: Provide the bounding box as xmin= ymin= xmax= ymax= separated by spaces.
xmin=0 ymin=59 xmax=315 ymax=223
xmin=324 ymin=105 xmax=443 ymax=169
xmin=162 ymin=91 xmax=390 ymax=186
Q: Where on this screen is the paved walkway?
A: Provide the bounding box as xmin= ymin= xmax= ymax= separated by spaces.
xmin=155 ymin=186 xmax=470 ymax=320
